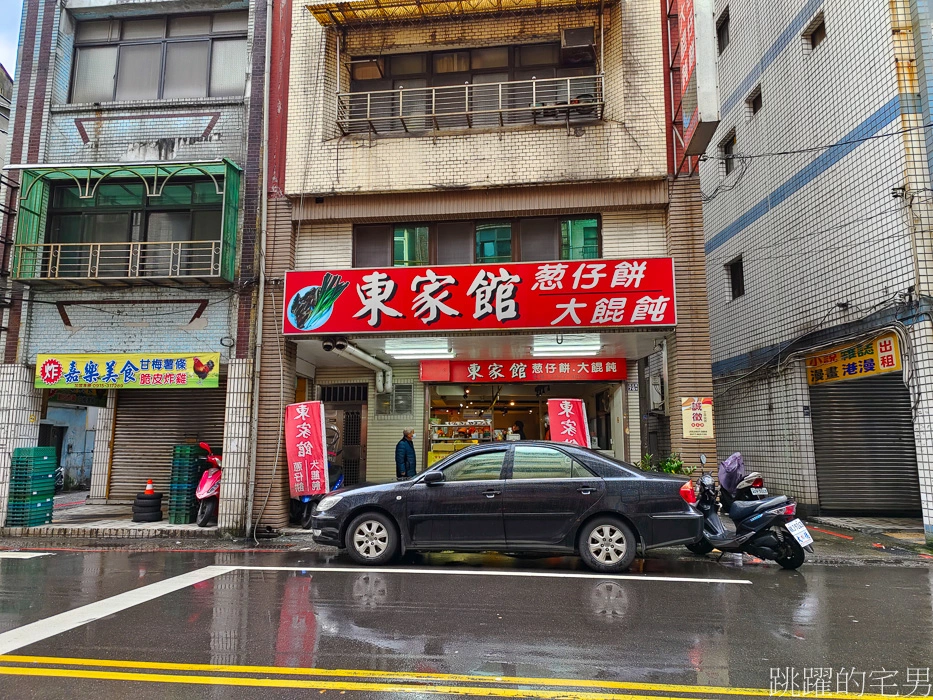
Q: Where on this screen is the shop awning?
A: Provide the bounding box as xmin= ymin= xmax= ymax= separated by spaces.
xmin=7 ymin=159 xmax=241 ymax=284
xmin=307 ymin=0 xmax=607 ymax=26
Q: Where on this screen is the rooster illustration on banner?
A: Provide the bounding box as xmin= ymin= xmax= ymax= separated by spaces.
xmin=192 ymin=357 xmax=216 ymax=382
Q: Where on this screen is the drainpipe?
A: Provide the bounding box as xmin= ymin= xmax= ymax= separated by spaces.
xmin=333 ymin=344 xmax=393 ymax=393
xmin=246 ymin=0 xmax=275 ymax=536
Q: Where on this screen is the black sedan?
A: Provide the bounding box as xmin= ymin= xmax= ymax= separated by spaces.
xmin=311 ymin=441 xmax=703 ymax=573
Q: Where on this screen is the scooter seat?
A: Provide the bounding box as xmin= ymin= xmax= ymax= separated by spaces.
xmin=728 ymin=495 xmax=787 ymax=521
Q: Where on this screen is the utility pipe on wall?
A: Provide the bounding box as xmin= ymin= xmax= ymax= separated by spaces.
xmin=246 ymin=0 xmax=275 ymax=535
xmin=333 ymin=344 xmax=393 ymax=393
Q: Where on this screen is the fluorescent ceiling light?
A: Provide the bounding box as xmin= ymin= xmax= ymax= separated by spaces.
xmin=531 ymin=334 xmax=601 ymax=357
xmin=384 ymin=338 xmax=453 ymax=359
xmin=387 ymin=350 xmax=455 ymax=359
xmin=532 ymin=348 xmax=601 ymax=357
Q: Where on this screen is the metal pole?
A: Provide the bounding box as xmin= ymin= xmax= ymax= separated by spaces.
xmin=600 ymin=0 xmax=605 ymax=73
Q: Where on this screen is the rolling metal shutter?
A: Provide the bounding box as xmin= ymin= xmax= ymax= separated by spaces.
xmin=809 ymin=372 xmax=921 ymax=515
xmin=108 ymin=379 xmax=227 ymax=502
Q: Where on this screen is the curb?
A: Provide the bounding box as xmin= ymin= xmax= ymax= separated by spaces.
xmin=0 ymin=525 xmax=224 ymax=539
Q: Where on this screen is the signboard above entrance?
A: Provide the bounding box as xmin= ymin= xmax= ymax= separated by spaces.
xmin=805 ymin=334 xmax=902 ymax=386
xmin=35 ymin=353 xmax=221 ymax=390
xmin=283 ymin=258 xmax=677 ymax=335
xmin=421 ymin=359 xmax=627 ymax=383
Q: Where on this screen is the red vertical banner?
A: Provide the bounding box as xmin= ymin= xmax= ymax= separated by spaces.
xmin=285 ymin=401 xmax=329 ymax=498
xmin=547 ymin=398 xmax=591 ymax=448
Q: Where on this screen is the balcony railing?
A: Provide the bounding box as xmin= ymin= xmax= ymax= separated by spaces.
xmin=13 ymin=240 xmax=223 ymax=283
xmin=337 ymin=74 xmax=604 ymax=135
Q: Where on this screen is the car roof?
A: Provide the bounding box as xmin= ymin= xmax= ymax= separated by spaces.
xmin=436 ymin=440 xmax=641 ymax=478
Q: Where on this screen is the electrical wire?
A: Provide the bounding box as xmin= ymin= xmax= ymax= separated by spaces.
xmin=702 ymin=121 xmax=933 ymax=162
xmin=715 ymin=295 xmax=902 ymax=398
xmin=705 ymin=207 xmax=901 ymax=265
xmin=253 ymin=279 xmax=286 ymax=544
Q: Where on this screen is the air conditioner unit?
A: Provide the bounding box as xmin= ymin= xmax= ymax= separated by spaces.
xmin=561 ymin=27 xmax=597 ymax=66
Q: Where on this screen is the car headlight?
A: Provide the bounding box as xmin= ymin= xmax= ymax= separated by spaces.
xmin=316 ymin=495 xmax=343 ymax=512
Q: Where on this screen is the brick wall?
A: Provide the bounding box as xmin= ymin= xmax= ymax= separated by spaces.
xmin=315 ymin=366 xmax=426 ymax=483
xmin=285 ymin=0 xmax=667 ymax=195
xmin=699 ymin=0 xmax=933 ymax=530
xmin=21 ymin=288 xmax=238 ymax=365
xmin=665 ymin=177 xmax=716 ymax=468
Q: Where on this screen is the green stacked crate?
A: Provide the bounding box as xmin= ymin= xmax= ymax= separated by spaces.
xmin=5 ymin=447 xmax=57 ymax=527
xmin=169 ymin=445 xmax=207 ymax=525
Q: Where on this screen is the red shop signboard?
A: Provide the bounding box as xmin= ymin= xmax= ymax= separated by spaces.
xmin=283 ymin=258 xmax=676 ymax=335
xmin=421 ymin=359 xmax=627 ymax=383
xmin=284 ymin=401 xmax=329 ymax=498
xmin=547 ymin=398 xmax=591 ymax=447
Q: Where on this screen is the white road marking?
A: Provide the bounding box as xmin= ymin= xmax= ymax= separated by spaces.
xmin=0 ymin=565 xmax=237 ymax=655
xmin=234 ymin=565 xmax=752 ymax=585
xmin=0 ymin=563 xmax=749 ymax=655
xmin=0 ymin=552 xmax=51 ymax=559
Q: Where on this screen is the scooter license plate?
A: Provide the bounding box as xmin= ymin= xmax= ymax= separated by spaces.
xmin=786 ymin=519 xmax=814 ymax=547
xmin=751 ymin=487 xmax=768 ymax=495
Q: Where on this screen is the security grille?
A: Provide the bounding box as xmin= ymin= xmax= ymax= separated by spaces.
xmin=319 ymin=384 xmax=368 ymax=402
xmin=809 ymin=372 xmax=921 ymax=514
xmin=343 ymin=410 xmax=362 ymax=484
xmin=375 ymin=384 xmax=413 ymax=415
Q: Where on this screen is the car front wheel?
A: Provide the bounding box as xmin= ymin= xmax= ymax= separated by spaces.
xmin=578 ymin=517 xmax=637 ymax=573
xmin=345 ymin=512 xmax=399 ymax=566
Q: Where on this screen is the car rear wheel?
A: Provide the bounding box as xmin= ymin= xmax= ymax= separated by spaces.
xmin=578 ymin=517 xmax=637 ymax=573
xmin=346 ymin=512 xmax=399 ymax=566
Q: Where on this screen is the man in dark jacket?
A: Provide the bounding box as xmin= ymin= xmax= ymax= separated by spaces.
xmin=395 ymin=429 xmax=417 ymax=480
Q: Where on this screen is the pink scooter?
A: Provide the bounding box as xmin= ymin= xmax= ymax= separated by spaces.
xmin=196 ymin=441 xmax=222 ymax=527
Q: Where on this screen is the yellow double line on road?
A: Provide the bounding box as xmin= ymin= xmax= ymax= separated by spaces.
xmin=0 ymin=654 xmax=897 ymax=699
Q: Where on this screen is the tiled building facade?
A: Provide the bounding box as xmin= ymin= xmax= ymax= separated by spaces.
xmin=700 ymin=0 xmax=933 ymax=538
xmin=0 ymin=0 xmax=267 ymax=531
xmin=249 ymin=0 xmax=716 ymax=527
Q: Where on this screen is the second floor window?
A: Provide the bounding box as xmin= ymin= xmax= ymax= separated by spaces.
xmin=70 ymin=13 xmax=248 ymax=104
xmin=353 ymin=216 xmax=600 ymax=267
xmin=47 ymin=179 xmax=223 ymax=277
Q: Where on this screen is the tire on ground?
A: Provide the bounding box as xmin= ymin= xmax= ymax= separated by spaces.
xmin=132 ymin=504 xmax=162 ymax=514
xmin=132 ymin=511 xmax=163 ymax=523
xmin=578 ymin=516 xmax=637 ymax=573
xmin=135 ymin=493 xmax=164 ymax=501
xmin=345 ymin=511 xmax=399 ymax=566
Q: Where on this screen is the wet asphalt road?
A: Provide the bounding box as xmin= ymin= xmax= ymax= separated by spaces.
xmin=0 ymin=546 xmax=931 ymax=699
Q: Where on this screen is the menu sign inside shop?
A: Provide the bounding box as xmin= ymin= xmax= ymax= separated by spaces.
xmin=283 ymin=258 xmax=677 ymax=335
xmin=35 ymin=353 xmax=220 ymax=390
xmin=421 ymin=359 xmax=627 ymax=383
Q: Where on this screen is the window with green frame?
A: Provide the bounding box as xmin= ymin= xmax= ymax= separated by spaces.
xmin=560 ymin=218 xmax=599 ymax=260
xmin=475 ymin=222 xmax=512 ymax=263
xmin=12 ymin=160 xmax=240 ymax=282
xmin=393 ymin=225 xmax=429 ymax=266
xmin=352 ymin=215 xmax=599 ymax=267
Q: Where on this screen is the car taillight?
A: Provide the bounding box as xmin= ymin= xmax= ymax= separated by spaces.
xmin=766 ymin=503 xmax=796 ymax=517
xmin=680 ymin=481 xmax=697 ymax=505
xmin=752 ymin=477 xmax=764 ymax=488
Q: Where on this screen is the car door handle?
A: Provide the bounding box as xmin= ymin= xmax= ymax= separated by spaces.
xmin=483 ymin=490 xmax=501 ymax=498
xmin=577 ymin=486 xmax=595 ymax=495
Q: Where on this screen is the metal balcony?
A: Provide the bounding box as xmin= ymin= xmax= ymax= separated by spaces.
xmin=337 ymin=74 xmax=604 ymax=135
xmin=12 ymin=240 xmax=224 ymax=286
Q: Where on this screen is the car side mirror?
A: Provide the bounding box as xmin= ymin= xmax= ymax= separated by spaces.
xmin=699 ymin=454 xmax=707 ymax=466
xmin=423 ymin=470 xmax=444 ymax=485
xmin=199 ymin=441 xmax=211 ymax=452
